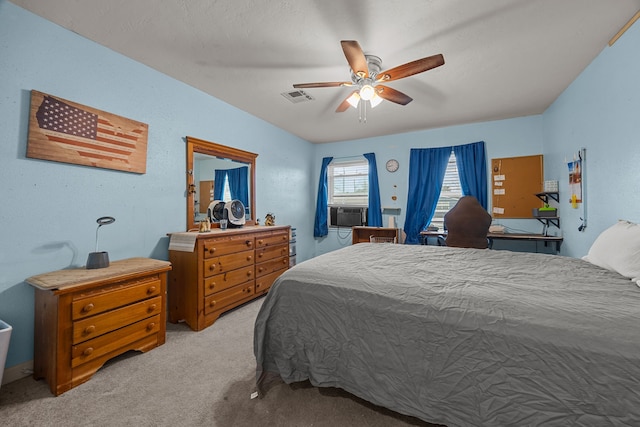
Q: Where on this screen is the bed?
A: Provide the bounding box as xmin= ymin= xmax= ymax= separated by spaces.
xmin=254 ymin=222 xmax=640 ymax=426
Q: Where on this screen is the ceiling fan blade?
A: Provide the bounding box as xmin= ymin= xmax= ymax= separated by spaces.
xmin=376 ymin=85 xmax=413 ymax=105
xmin=335 ymin=91 xmax=358 ymax=112
xmin=376 ymin=54 xmax=444 ymax=83
xmin=341 ymin=40 xmax=369 ymax=78
xmin=293 ymin=81 xmax=352 ymax=89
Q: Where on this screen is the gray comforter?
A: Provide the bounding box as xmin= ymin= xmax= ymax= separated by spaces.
xmin=254 ymin=244 xmax=640 ymax=426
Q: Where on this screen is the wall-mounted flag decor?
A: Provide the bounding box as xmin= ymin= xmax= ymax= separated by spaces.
xmin=27 ymin=90 xmax=148 ymax=174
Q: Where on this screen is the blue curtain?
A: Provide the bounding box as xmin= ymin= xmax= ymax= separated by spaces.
xmin=403 ymin=147 xmax=452 ymax=244
xmin=363 ymin=153 xmax=382 ymax=227
xmin=213 ymin=169 xmax=227 ymax=201
xmin=227 ymin=166 xmax=249 ymax=207
xmin=314 ymin=157 xmax=333 ymax=237
xmin=453 ymin=141 xmax=488 ymax=209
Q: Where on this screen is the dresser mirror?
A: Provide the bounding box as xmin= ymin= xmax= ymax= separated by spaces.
xmin=186 ymin=136 xmax=257 ymax=231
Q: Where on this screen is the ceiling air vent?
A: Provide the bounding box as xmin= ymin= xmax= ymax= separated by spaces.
xmin=281 ymin=90 xmax=314 ymax=103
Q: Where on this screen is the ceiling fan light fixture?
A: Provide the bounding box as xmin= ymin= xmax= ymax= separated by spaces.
xmin=369 ymin=92 xmax=383 ymax=108
xmin=347 ymin=92 xmax=361 ymax=109
xmin=359 ymin=84 xmax=375 ymax=101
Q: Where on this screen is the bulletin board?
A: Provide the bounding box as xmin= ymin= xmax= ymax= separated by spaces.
xmin=491 ymin=155 xmax=543 ymax=218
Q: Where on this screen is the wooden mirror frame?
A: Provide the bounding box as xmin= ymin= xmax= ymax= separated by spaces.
xmin=186 ymin=136 xmax=257 ymax=231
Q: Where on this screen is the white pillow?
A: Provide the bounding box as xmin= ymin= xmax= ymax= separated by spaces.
xmin=582 ymin=220 xmax=640 ymax=285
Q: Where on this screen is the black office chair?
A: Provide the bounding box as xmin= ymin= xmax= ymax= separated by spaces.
xmin=443 ymin=196 xmax=492 ymax=249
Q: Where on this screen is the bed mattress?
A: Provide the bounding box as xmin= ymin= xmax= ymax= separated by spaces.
xmin=254 ymin=244 xmax=640 ymax=426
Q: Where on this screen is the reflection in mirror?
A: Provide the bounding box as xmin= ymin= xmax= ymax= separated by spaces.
xmin=186 ymin=136 xmax=257 ymax=231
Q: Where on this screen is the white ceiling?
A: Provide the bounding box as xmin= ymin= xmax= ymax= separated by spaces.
xmin=11 ymin=0 xmax=640 ymax=144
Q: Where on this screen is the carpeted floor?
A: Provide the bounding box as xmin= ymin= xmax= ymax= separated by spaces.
xmin=0 ymin=297 xmax=441 ymax=426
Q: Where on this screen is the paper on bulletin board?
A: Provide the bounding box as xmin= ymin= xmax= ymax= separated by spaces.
xmin=493 ymin=174 xmax=505 ymax=181
xmin=494 ymin=188 xmax=506 ymax=195
xmin=493 ymin=207 xmax=505 ymax=214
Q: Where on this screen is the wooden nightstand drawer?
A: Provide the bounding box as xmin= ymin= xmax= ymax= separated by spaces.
xmin=71 ymin=315 xmax=161 ymax=368
xmin=204 ymin=266 xmax=254 ymax=296
xmin=73 ymin=296 xmax=162 ymax=344
xmin=256 ymin=244 xmax=288 ymax=262
xmin=202 ymin=250 xmax=254 ymax=277
xmin=72 ymin=278 xmax=161 ymax=320
xmin=202 ymin=236 xmax=254 ymax=258
xmin=204 ymin=282 xmax=254 ymax=315
xmin=256 ymin=256 xmax=289 ymax=277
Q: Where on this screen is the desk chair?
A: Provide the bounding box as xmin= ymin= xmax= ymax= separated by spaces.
xmin=443 ymin=196 xmax=492 ymax=249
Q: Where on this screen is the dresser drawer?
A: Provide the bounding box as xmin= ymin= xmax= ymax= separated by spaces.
xmin=204 ymin=266 xmax=254 ymax=296
xmin=202 ymin=235 xmax=254 ymax=258
xmin=73 ymin=296 xmax=162 ymax=344
xmin=256 ymin=256 xmax=289 ymax=277
xmin=204 ymin=282 xmax=255 ymax=315
xmin=255 ymin=232 xmax=289 ymax=248
xmin=256 ymin=244 xmax=288 ymax=263
xmin=255 ymin=270 xmax=284 ymax=295
xmin=71 ymin=314 xmax=161 ymax=368
xmin=203 ymin=250 xmax=254 ymax=277
xmin=72 ymin=277 xmax=161 ymax=320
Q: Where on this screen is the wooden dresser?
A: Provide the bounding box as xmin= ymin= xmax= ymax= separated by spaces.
xmin=25 ymin=257 xmax=172 ymax=396
xmin=168 ymin=225 xmax=290 ymax=331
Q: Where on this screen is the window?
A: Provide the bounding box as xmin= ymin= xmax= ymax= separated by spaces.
xmin=430 ymin=151 xmax=463 ymax=230
xmin=328 ymin=159 xmax=369 ymax=206
xmin=217 ymin=175 xmax=232 ymax=202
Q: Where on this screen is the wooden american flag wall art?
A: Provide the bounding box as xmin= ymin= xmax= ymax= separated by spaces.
xmin=27 ymin=90 xmax=149 ymax=174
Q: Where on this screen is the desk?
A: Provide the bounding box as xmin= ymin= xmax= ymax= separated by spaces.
xmin=420 ymin=231 xmax=563 ymax=253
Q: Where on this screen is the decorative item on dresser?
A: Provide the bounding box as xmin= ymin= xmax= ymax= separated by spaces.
xmin=25 ymin=257 xmax=172 ymax=396
xmin=168 ymin=226 xmax=290 ymax=331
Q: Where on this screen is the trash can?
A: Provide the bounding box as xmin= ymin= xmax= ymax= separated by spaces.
xmin=0 ymin=319 xmax=12 ymax=388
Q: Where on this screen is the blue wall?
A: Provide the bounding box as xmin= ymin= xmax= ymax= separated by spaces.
xmin=312 ymin=115 xmax=545 ymax=255
xmin=542 ymin=19 xmax=640 ymax=257
xmin=0 ymin=2 xmax=314 ymax=370
xmin=2 ymin=1 xmax=639 ymax=374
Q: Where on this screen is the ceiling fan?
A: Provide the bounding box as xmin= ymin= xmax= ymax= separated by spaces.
xmin=293 ymin=40 xmax=445 ymax=113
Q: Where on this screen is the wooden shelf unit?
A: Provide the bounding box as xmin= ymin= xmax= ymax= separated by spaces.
xmin=352 ymin=226 xmax=401 ymax=244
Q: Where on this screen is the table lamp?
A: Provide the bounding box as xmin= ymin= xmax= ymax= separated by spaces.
xmin=86 ymin=216 xmax=115 ymax=269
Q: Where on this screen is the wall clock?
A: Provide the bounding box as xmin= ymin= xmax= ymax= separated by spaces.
xmin=386 ymin=159 xmax=399 ymax=173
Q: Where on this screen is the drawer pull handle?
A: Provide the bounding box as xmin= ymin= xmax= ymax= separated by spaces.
xmin=209 ymin=300 xmax=216 ymax=307
xmin=246 ymin=240 xmax=253 ymax=247
xmin=146 ymin=322 xmax=156 ymax=331
xmin=147 ymin=286 xmax=157 ymax=294
xmin=209 ymin=283 xmax=216 ymax=290
xmin=258 ymin=267 xmax=264 ymax=273
xmin=247 ymin=255 xmax=253 ymax=261
xmin=83 ymin=347 xmax=94 ymax=357
xmin=82 ymin=303 xmax=94 ymax=313
xmin=148 ymin=304 xmax=157 ymax=313
xmin=209 ymin=264 xmax=217 ymax=271
xmin=257 ymin=240 xmax=264 ymax=245
xmin=247 ymin=270 xmax=252 ymax=277
xmin=282 ymin=259 xmax=288 ymax=265
xmin=207 ymin=247 xmax=216 ymax=254
xmin=84 ymin=325 xmax=96 ymax=335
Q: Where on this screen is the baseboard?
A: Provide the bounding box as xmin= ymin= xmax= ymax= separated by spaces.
xmin=2 ymin=360 xmax=33 ymax=386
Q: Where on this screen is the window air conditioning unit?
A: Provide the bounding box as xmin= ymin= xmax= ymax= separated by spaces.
xmin=329 ymin=206 xmax=368 ymax=227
